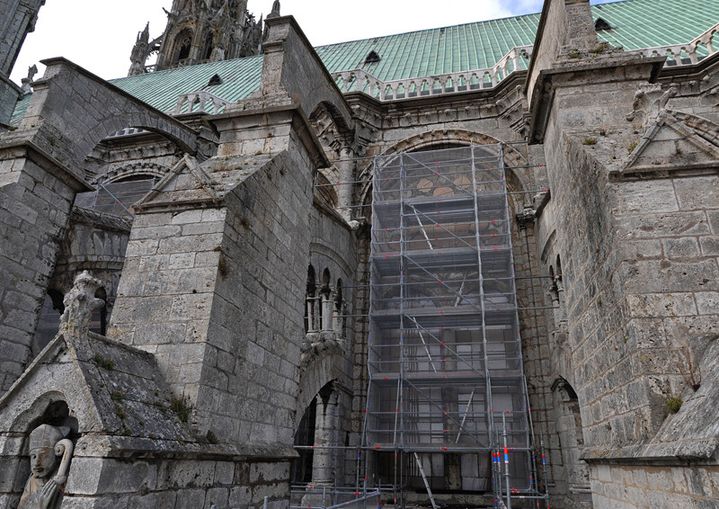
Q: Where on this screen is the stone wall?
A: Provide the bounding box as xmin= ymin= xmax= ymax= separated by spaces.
xmin=62 ymin=457 xmax=291 ymax=509
xmin=590 ymin=464 xmax=719 ymax=509
xmin=0 ymin=152 xmax=80 ymax=392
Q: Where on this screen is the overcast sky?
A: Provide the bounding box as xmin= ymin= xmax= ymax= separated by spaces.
xmin=10 ymin=0 xmax=617 ymax=83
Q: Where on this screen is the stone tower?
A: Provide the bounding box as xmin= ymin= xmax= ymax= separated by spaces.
xmin=0 ymin=0 xmax=45 ymax=77
xmin=0 ymin=0 xmax=45 ymax=124
xmin=150 ymin=0 xmax=263 ymax=72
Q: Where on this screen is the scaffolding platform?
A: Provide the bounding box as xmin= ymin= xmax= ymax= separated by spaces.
xmin=365 ymin=146 xmax=546 ymax=507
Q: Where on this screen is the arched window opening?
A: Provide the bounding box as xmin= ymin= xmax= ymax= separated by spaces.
xmin=26 ymin=400 xmax=78 ymax=436
xmin=552 ymin=378 xmax=591 ymax=499
xmin=32 ymin=289 xmax=65 ymax=356
xmin=548 ymin=265 xmax=558 ymax=300
xmin=319 ymin=269 xmax=333 ymax=332
xmin=203 ymin=32 xmax=214 ymax=60
xmin=306 ymin=265 xmax=318 ymax=333
xmin=293 ymin=383 xmax=341 ymax=487
xmin=335 ymin=279 xmax=343 ymax=312
xmin=172 ymin=29 xmax=193 ymax=65
xmin=90 ymin=287 xmax=108 ymax=336
xmin=321 ymin=268 xmax=331 ymax=294
xmin=555 ymin=255 xmax=563 ymax=287
xmin=292 ymin=398 xmax=317 ymax=484
xmin=334 ymin=279 xmax=345 ymax=338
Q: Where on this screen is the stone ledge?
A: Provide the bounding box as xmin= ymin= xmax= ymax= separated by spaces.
xmin=583 ymin=438 xmax=719 ymax=465
xmin=0 ymin=139 xmax=92 ymax=192
xmin=73 ymin=434 xmax=298 ymax=462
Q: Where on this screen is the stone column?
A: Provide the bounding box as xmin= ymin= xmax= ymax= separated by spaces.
xmin=337 ymin=147 xmax=355 ymax=221
xmin=321 ymin=291 xmax=335 ymax=332
xmin=312 ymin=389 xmax=339 ymax=486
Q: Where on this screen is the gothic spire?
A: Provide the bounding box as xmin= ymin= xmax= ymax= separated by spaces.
xmin=268 ymin=0 xmax=281 ymax=19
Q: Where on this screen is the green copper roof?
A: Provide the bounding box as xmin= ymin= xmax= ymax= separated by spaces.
xmin=10 ymin=0 xmax=719 ymax=123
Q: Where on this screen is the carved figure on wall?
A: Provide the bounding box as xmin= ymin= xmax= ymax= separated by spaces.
xmin=626 ymin=84 xmax=678 ymax=125
xmin=18 ymin=425 xmax=74 ymax=509
xmin=59 ymin=271 xmax=105 ymax=338
xmin=128 ymin=23 xmax=151 ymax=76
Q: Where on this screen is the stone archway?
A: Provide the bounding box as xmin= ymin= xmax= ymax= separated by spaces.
xmin=0 ymin=57 xmax=206 ymax=392
xmin=358 ymin=129 xmax=530 ymax=211
xmin=13 ymin=57 xmax=203 ymax=182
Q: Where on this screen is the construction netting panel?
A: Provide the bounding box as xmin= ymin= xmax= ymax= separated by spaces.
xmin=367 ymin=146 xmax=533 ymax=493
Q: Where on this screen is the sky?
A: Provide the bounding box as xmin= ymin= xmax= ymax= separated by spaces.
xmin=10 ymin=0 xmax=617 ymax=83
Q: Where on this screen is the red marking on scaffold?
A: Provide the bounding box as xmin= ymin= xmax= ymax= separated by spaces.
xmin=441 ymin=446 xmax=449 ymax=452
xmin=373 ymin=443 xmax=382 ymax=450
xmin=383 ymin=376 xmax=389 ymax=381
xmin=362 ymin=408 xmax=368 ymax=414
xmin=353 ymin=491 xmax=360 ymax=497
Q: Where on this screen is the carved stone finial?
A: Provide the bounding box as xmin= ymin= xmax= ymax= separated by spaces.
xmin=268 ymin=0 xmax=281 ymax=18
xmin=18 ymin=424 xmax=74 ymax=509
xmin=21 ymin=65 xmax=38 ymax=95
xmin=59 ymin=271 xmax=105 ymax=338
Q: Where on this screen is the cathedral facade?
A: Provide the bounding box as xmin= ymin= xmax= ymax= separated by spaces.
xmin=0 ymin=0 xmax=718 ymax=508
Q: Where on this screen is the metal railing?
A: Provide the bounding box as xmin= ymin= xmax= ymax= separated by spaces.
xmin=290 ymin=486 xmax=381 ymax=509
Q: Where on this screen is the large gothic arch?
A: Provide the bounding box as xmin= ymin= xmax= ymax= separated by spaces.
xmin=15 ymin=58 xmax=203 ymax=183
xmin=358 ymin=129 xmax=530 ymax=210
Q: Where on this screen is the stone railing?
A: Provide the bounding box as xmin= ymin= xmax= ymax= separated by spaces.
xmin=305 ymin=295 xmax=345 ymax=337
xmin=633 ymin=22 xmax=719 ymax=66
xmin=332 ymin=23 xmax=719 ymax=102
xmin=173 ymin=90 xmax=230 ymax=115
xmin=332 ymin=45 xmax=533 ymax=102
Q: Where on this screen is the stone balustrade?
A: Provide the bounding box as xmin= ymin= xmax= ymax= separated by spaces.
xmin=331 ymin=24 xmax=719 ymax=102
xmin=173 ymin=90 xmax=230 ymax=115
xmin=333 ymin=45 xmax=533 ymax=101
xmin=639 ymin=23 xmax=718 ymax=65
xmin=305 ymin=295 xmax=345 ymax=338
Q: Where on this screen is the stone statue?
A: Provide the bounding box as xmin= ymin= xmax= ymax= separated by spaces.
xmin=626 ymin=84 xmax=678 ymax=125
xmin=128 ymin=23 xmax=151 ymax=76
xmin=18 ymin=425 xmax=74 ymax=509
xmin=59 ymin=271 xmax=105 ymax=338
xmin=267 ymin=0 xmax=281 ymax=18
xmin=21 ymin=65 xmax=38 ymax=94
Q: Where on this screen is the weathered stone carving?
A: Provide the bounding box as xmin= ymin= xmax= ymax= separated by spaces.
xmin=21 ymin=65 xmax=38 ymax=95
xmin=626 ymin=84 xmax=678 ymax=125
xmin=59 ymin=271 xmax=106 ymax=338
xmin=18 ymin=425 xmax=74 ymax=509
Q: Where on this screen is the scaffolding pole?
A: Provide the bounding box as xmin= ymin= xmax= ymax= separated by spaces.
xmin=364 ymin=145 xmax=542 ymax=506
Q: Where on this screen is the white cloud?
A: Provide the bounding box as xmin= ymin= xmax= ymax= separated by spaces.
xmin=10 ymin=0 xmax=525 ymax=82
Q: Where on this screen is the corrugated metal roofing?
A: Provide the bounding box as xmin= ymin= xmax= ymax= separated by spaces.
xmin=10 ymin=0 xmax=719 ymax=123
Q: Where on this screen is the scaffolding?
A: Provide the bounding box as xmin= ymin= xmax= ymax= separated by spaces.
xmin=365 ymin=145 xmax=546 ymax=507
